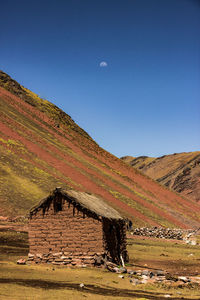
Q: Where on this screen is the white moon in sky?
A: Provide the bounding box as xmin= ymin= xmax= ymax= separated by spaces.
xmin=99 ymin=61 xmax=108 ymax=67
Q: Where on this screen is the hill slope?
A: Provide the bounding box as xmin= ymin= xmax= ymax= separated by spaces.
xmin=1 ymin=71 xmax=200 ymax=228
xmin=121 ymin=152 xmax=200 ymax=202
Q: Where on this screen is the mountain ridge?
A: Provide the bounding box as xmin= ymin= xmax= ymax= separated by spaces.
xmin=121 ymin=152 xmax=200 ymax=202
xmin=0 ymin=71 xmax=93 ymax=142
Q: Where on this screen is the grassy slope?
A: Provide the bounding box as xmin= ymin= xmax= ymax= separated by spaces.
xmin=1 ymin=229 xmax=200 ymax=300
xmin=1 ymin=71 xmax=200 ymax=228
xmin=121 ymin=153 xmax=200 ymax=202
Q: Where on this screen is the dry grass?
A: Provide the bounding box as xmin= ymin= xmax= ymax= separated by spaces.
xmin=1 ymin=229 xmax=200 ymax=299
xmin=127 ymin=236 xmax=200 ymax=276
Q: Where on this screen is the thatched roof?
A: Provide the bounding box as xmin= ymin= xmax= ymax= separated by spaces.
xmin=30 ymin=188 xmax=123 ymax=220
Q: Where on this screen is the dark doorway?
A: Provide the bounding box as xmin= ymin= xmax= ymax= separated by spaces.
xmin=102 ymin=219 xmax=121 ymax=264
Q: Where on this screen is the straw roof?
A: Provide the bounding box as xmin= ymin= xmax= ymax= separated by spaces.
xmin=30 ymin=188 xmax=123 ymax=220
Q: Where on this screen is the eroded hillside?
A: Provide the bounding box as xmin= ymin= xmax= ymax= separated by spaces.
xmin=121 ymin=152 xmax=200 ymax=202
xmin=1 ymin=71 xmax=200 ymax=228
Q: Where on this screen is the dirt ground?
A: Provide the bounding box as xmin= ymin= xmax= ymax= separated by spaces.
xmin=1 ymin=225 xmax=200 ymax=299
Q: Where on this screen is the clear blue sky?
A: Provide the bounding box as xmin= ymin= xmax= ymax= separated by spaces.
xmin=1 ymin=0 xmax=199 ymax=158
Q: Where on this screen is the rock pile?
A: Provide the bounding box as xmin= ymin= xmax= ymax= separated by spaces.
xmin=132 ymin=227 xmax=196 ymax=240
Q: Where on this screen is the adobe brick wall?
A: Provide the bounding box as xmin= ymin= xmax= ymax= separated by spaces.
xmin=28 ymin=200 xmax=104 ymax=266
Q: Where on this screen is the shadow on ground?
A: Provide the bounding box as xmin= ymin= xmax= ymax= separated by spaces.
xmin=0 ymin=278 xmax=192 ymax=299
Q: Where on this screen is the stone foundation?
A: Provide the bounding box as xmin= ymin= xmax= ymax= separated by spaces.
xmin=27 ymin=252 xmax=106 ymax=267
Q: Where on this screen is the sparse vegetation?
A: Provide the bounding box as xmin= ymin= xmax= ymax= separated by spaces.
xmin=1 ymin=229 xmax=200 ymax=299
xmin=127 ymin=237 xmax=200 ymax=275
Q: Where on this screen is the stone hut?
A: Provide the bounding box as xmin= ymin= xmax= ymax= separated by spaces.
xmin=28 ymin=188 xmax=128 ymax=266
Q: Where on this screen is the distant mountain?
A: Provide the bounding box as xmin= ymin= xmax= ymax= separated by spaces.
xmin=1 ymin=70 xmax=200 ymax=228
xmin=121 ymin=152 xmax=200 ymax=202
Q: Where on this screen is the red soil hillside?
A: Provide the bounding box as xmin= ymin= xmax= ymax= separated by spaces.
xmin=121 ymin=153 xmax=200 ymax=202
xmin=1 ymin=71 xmax=200 ymax=229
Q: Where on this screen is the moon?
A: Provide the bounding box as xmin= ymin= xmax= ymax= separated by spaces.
xmin=99 ymin=61 xmax=108 ymax=67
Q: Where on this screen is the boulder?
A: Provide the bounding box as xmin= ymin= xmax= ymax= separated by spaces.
xmin=17 ymin=259 xmax=26 ymax=265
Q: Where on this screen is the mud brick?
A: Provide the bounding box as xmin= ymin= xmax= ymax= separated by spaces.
xmin=82 ymin=256 xmax=93 ymax=260
xmin=65 ymin=248 xmax=76 ymax=252
xmin=96 ymin=252 xmax=104 ymax=256
xmin=54 ymin=259 xmax=64 ymax=262
xmin=60 ymin=255 xmax=68 ymax=259
xmin=74 ymin=252 xmax=83 ymax=256
xmin=71 ymin=261 xmax=80 ymax=265
xmin=41 ymin=254 xmax=48 ymax=258
xmin=63 ymin=259 xmax=72 ymax=263
xmin=28 ymin=233 xmax=35 ymax=238
xmin=52 ymin=262 xmax=64 ymax=265
xmin=84 ymin=260 xmax=95 ymax=265
xmin=28 ymin=238 xmax=36 ymax=243
xmin=87 ymin=252 xmax=96 ymax=256
xmin=71 ymin=258 xmax=82 ymax=263
xmin=51 ymin=234 xmax=60 ymax=238
xmin=63 ymin=261 xmax=71 ymax=265
xmin=52 ymin=252 xmax=62 ymax=257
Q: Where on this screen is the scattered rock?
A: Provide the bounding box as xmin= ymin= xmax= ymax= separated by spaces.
xmin=156 ymin=270 xmax=165 ymax=276
xmin=165 ymin=274 xmax=178 ymax=282
xmin=125 ymin=268 xmax=200 ymax=287
xmin=142 ymin=270 xmax=149 ymax=276
xmin=131 ymin=279 xmax=140 ymax=285
xmin=127 ymin=269 xmax=134 ymax=275
xmin=141 ymin=275 xmax=148 ymax=280
xmin=155 ymin=276 xmax=165 ymax=282
xmin=149 ymin=272 xmax=155 ymax=278
xmin=136 ymin=270 xmax=142 ymax=276
xmin=107 ymin=262 xmax=127 ymax=273
xmin=28 ymin=253 xmax=34 ymax=258
xmin=141 ymin=279 xmax=147 ymax=284
xmin=117 ymin=267 xmax=127 ymax=274
xmin=79 ymin=283 xmax=84 ymax=288
xmin=178 ymin=276 xmax=190 ymax=283
xmin=17 ymin=258 xmax=26 ymax=265
xmin=191 ymin=240 xmax=197 ymax=245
